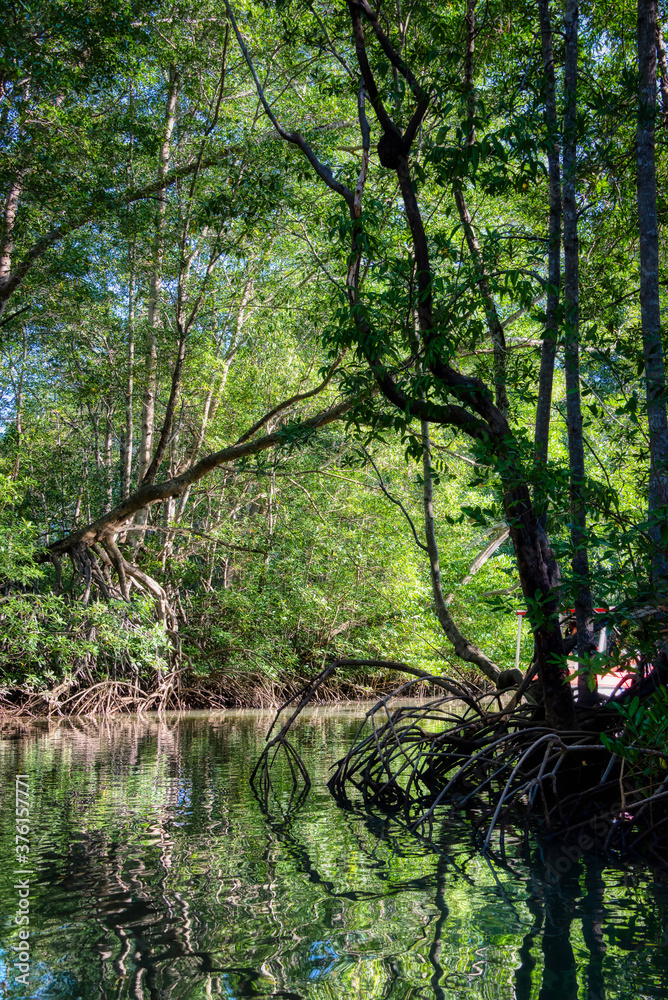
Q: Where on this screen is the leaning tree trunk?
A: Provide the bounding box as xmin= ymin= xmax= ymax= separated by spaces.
xmin=225 ymin=0 xmax=578 ymax=729
xmin=638 ymin=0 xmax=668 ymax=586
xmin=563 ymin=0 xmax=596 ymax=701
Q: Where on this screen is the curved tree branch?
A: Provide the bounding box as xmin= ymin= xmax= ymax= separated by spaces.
xmin=46 ymin=392 xmax=365 ymax=558
xmin=223 ymin=0 xmax=354 ymax=207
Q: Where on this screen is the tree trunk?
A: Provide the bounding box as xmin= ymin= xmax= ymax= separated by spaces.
xmin=563 ymin=0 xmax=595 ymax=700
xmin=10 ymin=327 xmax=26 ymax=481
xmin=638 ymin=0 xmax=668 ymax=584
xmin=500 ymin=459 xmax=577 ymax=728
xmin=47 ymin=393 xmax=360 ymax=557
xmin=656 ymin=20 xmax=668 ymax=119
xmin=534 ymin=0 xmax=561 ymax=526
xmin=137 ymin=66 xmax=179 ymax=487
xmin=121 ymin=266 xmax=135 ymax=501
xmin=0 ymin=176 xmax=23 ymax=290
xmin=104 ymin=409 xmax=114 ymax=514
xmin=231 ymin=0 xmax=578 ymax=730
xmin=421 ymin=418 xmax=501 ymax=684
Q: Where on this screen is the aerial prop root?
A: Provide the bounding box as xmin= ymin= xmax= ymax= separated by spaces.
xmin=252 ymin=665 xmax=668 ymax=858
xmin=250 ymin=658 xmax=485 ymax=814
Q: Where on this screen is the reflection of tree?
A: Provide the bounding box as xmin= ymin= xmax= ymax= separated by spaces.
xmin=0 ymin=714 xmax=667 ymax=999
xmin=581 ymin=861 xmax=607 ymax=1000
xmin=514 ymin=872 xmax=543 ymax=1000
xmin=427 ymin=855 xmax=448 ymax=1000
xmin=57 ymin=829 xmax=216 ymax=999
xmin=510 ymin=847 xmax=609 ymax=1000
xmin=537 ymin=848 xmax=578 ymax=1000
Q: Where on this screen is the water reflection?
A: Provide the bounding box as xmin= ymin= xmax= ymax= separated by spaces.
xmin=0 ymin=710 xmax=666 ymax=999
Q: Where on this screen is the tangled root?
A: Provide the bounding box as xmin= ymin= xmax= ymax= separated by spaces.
xmin=253 ymin=662 xmax=668 ymax=863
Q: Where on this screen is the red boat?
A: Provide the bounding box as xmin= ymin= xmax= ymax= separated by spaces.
xmin=515 ymin=609 xmax=635 ymax=699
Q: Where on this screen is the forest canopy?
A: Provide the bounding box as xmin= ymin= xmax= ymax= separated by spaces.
xmin=0 ymin=0 xmax=667 ymax=728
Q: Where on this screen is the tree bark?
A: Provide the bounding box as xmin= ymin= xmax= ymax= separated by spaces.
xmin=137 ymin=67 xmax=180 ymax=489
xmin=534 ymin=0 xmax=561 ymax=525
xmin=121 ymin=267 xmax=135 ymax=501
xmin=656 ymin=21 xmax=668 ymax=120
xmin=46 ymin=392 xmax=362 ymax=557
xmin=563 ymin=0 xmax=595 ymax=700
xmin=10 ymin=327 xmax=26 ymax=481
xmin=103 ymin=408 xmax=114 ymax=514
xmin=0 ymin=176 xmax=23 ymax=286
xmin=638 ymin=0 xmax=668 ymax=584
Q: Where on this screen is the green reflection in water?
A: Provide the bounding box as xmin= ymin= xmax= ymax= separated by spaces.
xmin=0 ymin=708 xmax=666 ymax=1000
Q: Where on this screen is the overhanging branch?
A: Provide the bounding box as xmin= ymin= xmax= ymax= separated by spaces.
xmin=47 ymin=392 xmax=365 ymax=557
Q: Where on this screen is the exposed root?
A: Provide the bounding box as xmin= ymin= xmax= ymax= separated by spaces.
xmin=253 ymin=663 xmax=668 ymax=862
xmin=250 ymin=659 xmax=480 ymax=820
xmin=0 ymin=659 xmax=423 ymax=718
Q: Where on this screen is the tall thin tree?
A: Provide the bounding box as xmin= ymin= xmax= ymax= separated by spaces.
xmin=534 ymin=0 xmax=561 ymax=523
xmin=563 ymin=0 xmax=595 ymax=700
xmin=637 ymin=0 xmax=668 ymax=585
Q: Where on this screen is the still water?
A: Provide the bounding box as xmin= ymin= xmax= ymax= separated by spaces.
xmin=0 ymin=707 xmax=667 ymax=1000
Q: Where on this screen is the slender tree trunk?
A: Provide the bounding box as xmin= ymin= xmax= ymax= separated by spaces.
xmin=258 ymin=467 xmax=276 ymax=594
xmin=638 ymin=0 xmax=668 ymax=584
xmin=534 ymin=0 xmax=561 ymax=525
xmin=104 ymin=408 xmax=114 ymax=514
xmin=137 ymin=67 xmax=179 ymax=487
xmin=161 ymin=428 xmax=178 ymax=570
xmin=121 ymin=267 xmax=135 ymax=500
xmin=175 ymin=276 xmax=254 ymax=519
xmin=132 ymin=68 xmax=179 ymax=546
xmin=121 ymin=92 xmax=136 ymax=505
xmin=421 ymin=417 xmax=501 ymax=683
xmin=72 ymin=482 xmax=84 ymax=527
xmin=0 ymin=176 xmax=23 ymax=288
xmin=141 ymin=327 xmax=187 ymax=487
xmin=656 ymin=21 xmax=668 ymax=119
xmin=11 ymin=327 xmax=26 ymax=481
xmin=91 ymin=408 xmax=101 ymax=472
xmin=563 ymin=0 xmax=595 ymax=700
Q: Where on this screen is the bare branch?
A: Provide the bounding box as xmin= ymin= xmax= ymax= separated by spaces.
xmin=223 ymin=0 xmax=353 ymax=206
xmin=362 ymin=447 xmax=428 ymax=552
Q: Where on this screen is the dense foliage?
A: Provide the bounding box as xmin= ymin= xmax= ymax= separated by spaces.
xmin=0 ymin=0 xmax=666 ymax=715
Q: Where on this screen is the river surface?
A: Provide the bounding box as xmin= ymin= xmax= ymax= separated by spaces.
xmin=0 ymin=707 xmax=667 ymax=999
